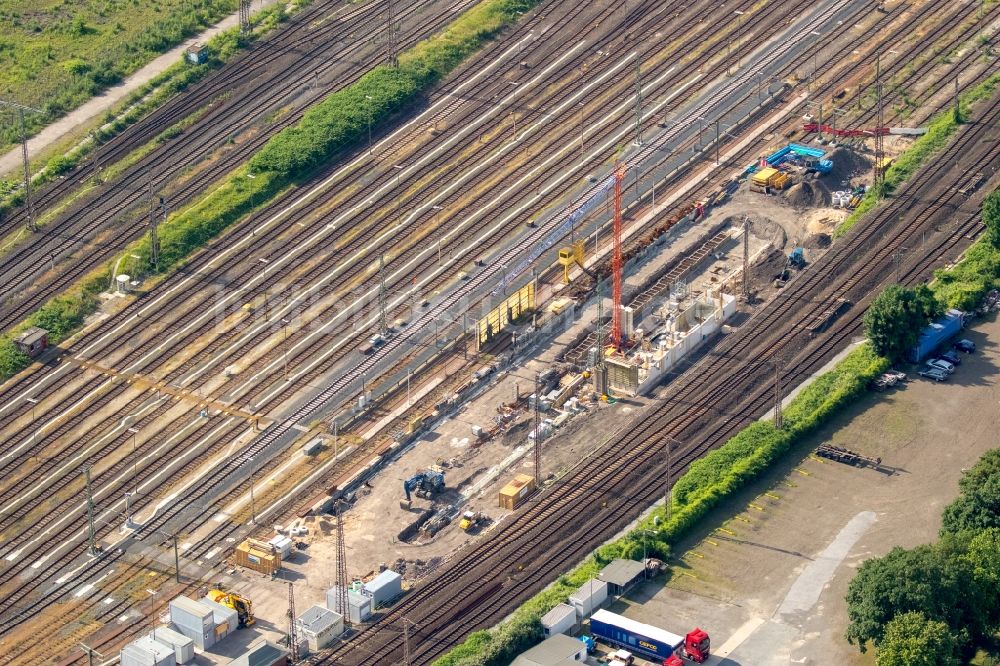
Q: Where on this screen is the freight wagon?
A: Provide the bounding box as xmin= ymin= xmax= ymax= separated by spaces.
xmin=589 ymin=609 xmax=710 ymax=664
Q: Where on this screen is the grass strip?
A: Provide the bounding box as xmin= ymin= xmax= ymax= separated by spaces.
xmin=0 ymin=0 xmax=541 ymax=380
xmin=0 ymin=1 xmax=302 ymax=218
xmin=834 ymin=72 xmax=1000 ymax=238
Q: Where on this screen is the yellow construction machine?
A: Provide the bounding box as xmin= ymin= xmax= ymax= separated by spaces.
xmin=558 ymin=240 xmax=593 ymax=284
xmin=207 ymin=588 xmax=256 ymax=628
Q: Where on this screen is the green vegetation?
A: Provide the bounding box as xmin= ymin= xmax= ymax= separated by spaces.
xmin=835 ymin=72 xmax=1000 ymax=238
xmin=846 ymin=450 xmax=1000 ymax=661
xmin=0 ymin=0 xmax=239 ymax=148
xmin=0 ymin=1 xmax=296 ymax=217
xmin=434 ymin=344 xmax=891 ymax=665
xmin=931 ymin=188 xmax=1000 ymax=311
xmin=875 ymin=612 xmax=959 ymax=666
xmin=941 ymin=449 xmax=1000 ymax=535
xmin=0 ymin=0 xmax=541 ymax=380
xmin=863 ymin=284 xmax=940 ymax=361
xmin=251 ymin=0 xmax=540 ymax=178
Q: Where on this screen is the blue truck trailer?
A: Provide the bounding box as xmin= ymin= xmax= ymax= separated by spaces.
xmin=589 ymin=609 xmax=710 ymax=664
xmin=907 ymin=309 xmax=964 ymax=362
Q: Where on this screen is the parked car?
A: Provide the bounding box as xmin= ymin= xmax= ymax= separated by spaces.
xmin=926 ymin=358 xmax=955 ymax=374
xmin=953 ymin=339 xmax=976 ymax=353
xmin=919 ymin=367 xmax=948 ymax=382
xmin=938 ymin=350 xmax=962 ymax=366
xmin=884 ymin=370 xmax=907 ymax=382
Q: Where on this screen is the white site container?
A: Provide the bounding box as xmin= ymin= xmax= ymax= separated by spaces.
xmin=541 ymin=603 xmax=576 ymax=637
xmin=568 ymin=578 xmax=608 ymax=618
xmin=153 ymin=625 xmax=195 ymax=664
xmin=120 ymin=635 xmax=174 ymax=666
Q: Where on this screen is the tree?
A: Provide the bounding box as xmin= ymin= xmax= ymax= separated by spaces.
xmin=983 ymin=189 xmax=1000 ymax=249
xmin=941 ymin=450 xmax=1000 ymax=534
xmin=864 ymin=284 xmax=942 ymax=361
xmin=845 ymin=541 xmax=985 ymax=652
xmin=875 ymin=612 xmax=958 ymax=666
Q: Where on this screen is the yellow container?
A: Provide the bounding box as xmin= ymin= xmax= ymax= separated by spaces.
xmin=499 ymin=474 xmax=537 ymax=510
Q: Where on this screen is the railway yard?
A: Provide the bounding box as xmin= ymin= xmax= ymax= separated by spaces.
xmin=0 ymin=0 xmax=998 ymax=663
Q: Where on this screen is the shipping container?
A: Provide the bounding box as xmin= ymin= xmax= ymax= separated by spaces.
xmin=908 ymin=309 xmax=964 ymax=362
xmin=269 ymin=534 xmax=294 ymax=559
xmin=568 ymin=578 xmax=608 ymax=618
xmin=233 ymin=540 xmax=281 ymax=575
xmin=498 ymin=474 xmax=537 ymax=510
xmin=121 ymin=635 xmax=175 ymax=666
xmin=590 ymin=609 xmax=683 ymax=662
xmin=541 ymin=603 xmax=577 ymax=637
xmin=297 ymin=605 xmax=344 ymax=652
xmin=326 ymin=587 xmax=372 ymax=624
xmin=169 ymin=597 xmax=215 ymax=650
xmin=364 ymin=570 xmax=402 ymax=608
xmin=153 ymin=625 xmax=195 ymax=664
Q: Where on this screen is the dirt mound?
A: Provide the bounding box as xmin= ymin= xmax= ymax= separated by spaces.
xmin=823 ymin=147 xmax=872 ymax=185
xmin=783 ymin=180 xmax=829 ymax=208
xmin=724 ymin=214 xmax=786 ymax=248
xmin=803 ymin=232 xmax=831 ymax=249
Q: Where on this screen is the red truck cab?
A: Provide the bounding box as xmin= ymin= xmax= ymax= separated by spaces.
xmin=662 ymin=628 xmax=710 ymax=665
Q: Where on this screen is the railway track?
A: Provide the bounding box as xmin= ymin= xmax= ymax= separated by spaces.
xmin=0 ymin=0 xmax=478 ymax=333
xmin=315 ymin=81 xmax=1000 ymax=666
xmin=0 ymin=0 xmax=988 ymax=648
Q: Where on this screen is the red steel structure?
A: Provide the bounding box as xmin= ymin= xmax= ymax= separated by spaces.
xmin=610 ymin=163 xmax=626 ymax=348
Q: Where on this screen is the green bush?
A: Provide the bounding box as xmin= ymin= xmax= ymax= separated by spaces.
xmin=929 ymin=189 xmax=1000 ymax=310
xmin=864 ymin=284 xmax=941 ymax=361
xmin=875 ymin=612 xmax=959 ymax=666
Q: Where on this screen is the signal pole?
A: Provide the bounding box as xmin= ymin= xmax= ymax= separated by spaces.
xmin=533 ymin=372 xmax=541 ymax=483
xmin=773 ymin=360 xmax=783 ymax=429
xmin=634 ymin=60 xmax=643 ymax=146
xmin=873 ymin=53 xmax=885 ymax=195
xmin=84 ymin=466 xmax=97 ymax=556
xmin=742 ymin=216 xmax=751 ymax=301
xmin=239 ymin=0 xmax=251 ymax=35
xmin=403 ymin=618 xmax=412 ymax=665
xmin=386 ymin=0 xmax=399 ymax=67
xmin=0 ymin=100 xmax=43 ymax=232
xmin=378 ymin=253 xmax=388 ymax=336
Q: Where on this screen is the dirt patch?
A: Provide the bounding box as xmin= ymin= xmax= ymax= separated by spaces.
xmin=802 ymin=232 xmax=832 ymax=249
xmin=783 ymin=179 xmax=830 ymax=208
xmin=822 ymin=146 xmax=872 ymax=187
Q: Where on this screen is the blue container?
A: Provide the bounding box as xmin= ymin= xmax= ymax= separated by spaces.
xmin=908 ymin=309 xmax=963 ymax=362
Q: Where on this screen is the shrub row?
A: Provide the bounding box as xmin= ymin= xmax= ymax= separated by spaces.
xmin=835 ymin=72 xmax=1000 ymax=238
xmin=930 ymin=188 xmax=1000 ymax=310
xmin=433 ymin=344 xmax=890 ymax=665
xmin=0 ymin=0 xmax=540 ymax=382
xmin=251 ymin=0 xmax=539 ymax=178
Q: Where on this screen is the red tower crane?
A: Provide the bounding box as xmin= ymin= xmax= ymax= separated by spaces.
xmin=610 ymin=163 xmax=626 ymax=349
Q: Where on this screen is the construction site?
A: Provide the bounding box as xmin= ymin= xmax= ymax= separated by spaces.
xmin=0 ymin=0 xmax=997 ymax=663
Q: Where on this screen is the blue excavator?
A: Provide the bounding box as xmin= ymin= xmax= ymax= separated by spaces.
xmin=400 ymin=470 xmax=445 ymax=508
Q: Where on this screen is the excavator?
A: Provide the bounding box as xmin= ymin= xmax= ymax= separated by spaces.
xmin=207 ymin=588 xmax=255 ymax=628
